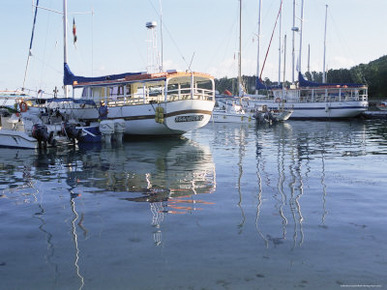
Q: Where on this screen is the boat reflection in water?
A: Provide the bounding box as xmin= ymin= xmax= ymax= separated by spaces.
xmin=0 ymin=137 xmax=215 ymax=289
xmin=66 ymin=137 xmax=216 ymax=244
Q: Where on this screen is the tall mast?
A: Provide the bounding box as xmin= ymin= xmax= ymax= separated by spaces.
xmin=255 ymin=0 xmax=262 ymax=94
xmin=278 ymin=0 xmax=283 ymax=85
xmin=298 ymin=0 xmax=305 ymax=77
xmin=238 ymin=0 xmax=242 ymax=95
xmin=283 ymin=34 xmax=287 ymax=85
xmin=306 ymin=44 xmax=310 ymax=73
xmin=322 ymin=4 xmax=328 ymax=83
xmin=291 ymin=0 xmax=296 ymax=83
xmin=23 ymin=0 xmax=40 ymax=91
xmin=159 ymin=0 xmax=164 ymax=72
xmin=63 ymin=0 xmax=69 ymax=97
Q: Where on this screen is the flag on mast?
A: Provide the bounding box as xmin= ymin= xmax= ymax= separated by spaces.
xmin=72 ymin=18 xmax=77 ymax=44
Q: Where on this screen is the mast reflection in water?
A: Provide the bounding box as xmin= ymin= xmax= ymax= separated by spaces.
xmin=1 ymin=119 xmax=387 ymax=289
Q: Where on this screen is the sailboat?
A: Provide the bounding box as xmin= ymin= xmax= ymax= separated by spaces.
xmin=212 ymin=0 xmax=254 ymax=124
xmin=250 ymin=1 xmax=369 ymax=119
xmin=60 ymin=1 xmax=215 ymax=136
xmin=213 ymin=0 xmax=290 ymax=124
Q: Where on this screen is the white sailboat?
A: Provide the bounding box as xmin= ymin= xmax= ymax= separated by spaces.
xmin=60 ymin=1 xmax=215 ymax=136
xmin=250 ymin=0 xmax=368 ymax=119
xmin=212 ymin=97 xmax=253 ymax=124
xmin=213 ymin=0 xmax=290 ymax=124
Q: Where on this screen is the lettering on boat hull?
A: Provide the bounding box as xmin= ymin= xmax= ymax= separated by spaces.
xmin=175 ymin=115 xmax=204 ymax=123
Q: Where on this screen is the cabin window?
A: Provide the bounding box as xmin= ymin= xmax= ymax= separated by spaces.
xmin=125 ymin=84 xmax=131 ymax=97
xmin=147 ymin=85 xmax=163 ymax=97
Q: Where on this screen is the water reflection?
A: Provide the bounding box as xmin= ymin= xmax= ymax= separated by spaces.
xmin=1 ymin=137 xmax=216 ymax=239
xmin=70 ymin=138 xmax=216 ymax=209
xmin=248 ymin=121 xmax=370 ymax=248
xmin=1 ymin=137 xmax=216 ymax=288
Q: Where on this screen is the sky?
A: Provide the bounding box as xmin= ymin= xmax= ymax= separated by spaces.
xmin=1 ymin=0 xmax=387 ymax=96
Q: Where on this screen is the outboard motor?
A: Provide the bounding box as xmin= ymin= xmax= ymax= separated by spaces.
xmin=63 ymin=123 xmax=82 ymax=142
xmin=32 ymin=124 xmax=55 ymax=148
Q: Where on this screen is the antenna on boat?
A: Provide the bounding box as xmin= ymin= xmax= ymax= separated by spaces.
xmin=187 ymin=52 xmax=196 ymax=72
xmin=146 ymin=21 xmax=161 ymax=73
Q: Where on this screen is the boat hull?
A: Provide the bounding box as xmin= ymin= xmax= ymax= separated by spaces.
xmin=247 ymin=100 xmax=368 ymax=119
xmin=0 ymin=130 xmax=38 ymax=149
xmin=211 ymin=112 xmax=254 ymax=123
xmin=70 ymin=100 xmax=214 ymax=135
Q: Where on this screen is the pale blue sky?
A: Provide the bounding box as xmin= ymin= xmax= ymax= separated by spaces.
xmin=1 ymin=0 xmax=386 ymax=95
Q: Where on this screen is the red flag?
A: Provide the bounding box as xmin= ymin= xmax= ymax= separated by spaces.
xmin=73 ymin=18 xmax=77 ymax=44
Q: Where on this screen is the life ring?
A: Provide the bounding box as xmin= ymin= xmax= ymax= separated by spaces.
xmin=275 ymin=97 xmax=281 ymax=103
xmin=19 ymin=101 xmax=28 ymax=112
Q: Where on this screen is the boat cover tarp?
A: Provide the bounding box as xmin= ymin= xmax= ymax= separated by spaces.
xmin=23 ymin=97 xmax=95 ymax=106
xmin=256 ymin=78 xmax=282 ymax=90
xmin=64 ymin=63 xmax=142 ymax=86
xmin=298 ymin=72 xmax=365 ymax=88
xmin=45 ymin=97 xmax=96 ymax=106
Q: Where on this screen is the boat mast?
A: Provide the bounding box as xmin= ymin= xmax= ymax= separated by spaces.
xmin=23 ymin=0 xmax=40 ymax=91
xmin=238 ymin=0 xmax=242 ymax=95
xmin=298 ymin=0 xmax=305 ymax=77
xmin=307 ymin=44 xmax=310 ymax=73
xmin=322 ymin=4 xmax=328 ymax=83
xmin=159 ymin=0 xmax=164 ymax=72
xmin=63 ymin=0 xmax=69 ymax=97
xmin=278 ymin=0 xmax=283 ymax=86
xmin=283 ymin=34 xmax=287 ymax=86
xmin=291 ymin=0 xmax=296 ymax=83
xmin=255 ymin=0 xmax=262 ymax=94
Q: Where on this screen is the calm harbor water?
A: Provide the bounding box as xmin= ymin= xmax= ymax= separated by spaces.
xmin=1 ymin=119 xmax=387 ymax=290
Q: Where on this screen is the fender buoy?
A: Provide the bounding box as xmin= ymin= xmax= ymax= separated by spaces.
xmin=275 ymin=97 xmax=281 ymax=103
xmin=19 ymin=101 xmax=28 ymax=112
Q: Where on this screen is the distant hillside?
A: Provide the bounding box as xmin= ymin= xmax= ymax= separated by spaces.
xmin=215 ymin=55 xmax=387 ymax=100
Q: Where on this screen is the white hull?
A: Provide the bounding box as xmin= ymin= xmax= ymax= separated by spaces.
xmin=211 ymin=111 xmax=254 ymax=123
xmin=70 ymin=99 xmax=214 ymax=135
xmin=247 ymin=99 xmax=368 ymax=119
xmin=0 ymin=130 xmax=38 ymax=149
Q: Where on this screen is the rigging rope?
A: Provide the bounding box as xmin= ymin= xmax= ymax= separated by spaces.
xmin=259 ymin=0 xmax=283 ymax=81
xmin=22 ymin=0 xmax=40 ymax=90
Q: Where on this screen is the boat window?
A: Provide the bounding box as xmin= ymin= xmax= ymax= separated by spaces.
xmin=147 ymin=85 xmax=163 ymax=97
xmin=81 ymin=87 xmax=89 ymax=97
xmin=92 ymin=87 xmax=105 ymax=98
xmin=125 ymin=84 xmax=131 ymax=97
xmin=195 ymin=78 xmax=213 ymax=91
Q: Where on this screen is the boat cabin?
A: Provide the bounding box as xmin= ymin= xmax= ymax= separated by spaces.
xmin=72 ymin=71 xmax=215 ymax=107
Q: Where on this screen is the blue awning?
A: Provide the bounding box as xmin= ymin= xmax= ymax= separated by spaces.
xmin=298 ymin=72 xmax=365 ymax=88
xmin=64 ymin=63 xmax=143 ymax=86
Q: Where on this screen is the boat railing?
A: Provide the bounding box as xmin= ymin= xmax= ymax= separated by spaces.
xmin=166 ymin=88 xmax=214 ymax=102
xmin=104 ymin=87 xmax=213 ymax=107
xmin=274 ymin=86 xmax=369 ymax=103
